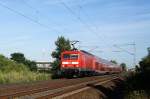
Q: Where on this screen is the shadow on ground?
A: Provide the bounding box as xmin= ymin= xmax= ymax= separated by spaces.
xmin=87 ymin=79 xmax=125 ymax=99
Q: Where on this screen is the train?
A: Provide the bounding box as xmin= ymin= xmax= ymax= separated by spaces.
xmin=61 ymin=50 xmax=122 ymax=78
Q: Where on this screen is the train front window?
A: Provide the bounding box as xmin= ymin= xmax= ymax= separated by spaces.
xmin=70 ymin=54 xmax=78 ymax=60
xmin=63 ymin=54 xmax=70 ymax=59
xmin=63 ymin=54 xmax=78 ymax=60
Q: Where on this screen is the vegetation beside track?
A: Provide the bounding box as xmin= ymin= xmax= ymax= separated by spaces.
xmin=103 ymin=48 xmax=150 ymax=99
xmin=123 ymin=48 xmax=150 ymax=98
xmin=0 ymin=55 xmax=50 ymax=84
xmin=51 ymin=36 xmax=71 ymax=79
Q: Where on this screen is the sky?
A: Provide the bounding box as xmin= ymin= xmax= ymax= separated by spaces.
xmin=0 ymin=0 xmax=150 ymax=68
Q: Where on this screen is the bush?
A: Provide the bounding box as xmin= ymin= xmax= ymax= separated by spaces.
xmin=124 ymin=90 xmax=149 ymax=99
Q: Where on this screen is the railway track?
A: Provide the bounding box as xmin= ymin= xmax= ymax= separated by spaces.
xmin=0 ymin=74 xmax=121 ymax=99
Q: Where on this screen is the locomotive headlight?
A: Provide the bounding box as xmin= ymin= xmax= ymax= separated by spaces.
xmin=62 ymin=62 xmax=69 ymax=64
xmin=72 ymin=62 xmax=79 ymax=64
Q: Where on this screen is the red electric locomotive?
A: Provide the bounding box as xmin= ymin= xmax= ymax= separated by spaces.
xmin=61 ymin=50 xmax=122 ymax=77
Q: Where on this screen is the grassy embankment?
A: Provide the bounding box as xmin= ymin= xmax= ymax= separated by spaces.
xmin=0 ymin=55 xmax=50 ymax=84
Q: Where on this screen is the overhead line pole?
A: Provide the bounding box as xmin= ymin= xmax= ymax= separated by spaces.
xmin=133 ymin=42 xmax=136 ymax=67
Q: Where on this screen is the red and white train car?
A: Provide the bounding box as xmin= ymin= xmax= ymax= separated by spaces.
xmin=61 ymin=50 xmax=122 ymax=77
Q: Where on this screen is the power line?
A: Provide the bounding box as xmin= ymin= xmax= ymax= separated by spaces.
xmin=0 ymin=1 xmax=60 ymax=33
xmin=22 ymin=0 xmax=39 ymax=12
xmin=22 ymin=0 xmax=39 ymax=22
xmin=60 ymin=0 xmax=119 ymax=58
xmin=113 ymin=42 xmax=136 ymax=67
xmin=113 ymin=45 xmax=134 ymax=55
xmin=59 ymin=0 xmax=102 ymax=39
xmin=113 ymin=43 xmax=136 ymax=46
xmin=21 ymin=0 xmax=68 ymax=33
xmin=78 ymin=2 xmax=99 ymax=32
xmin=60 ymin=0 xmax=114 ymax=53
xmin=77 ymin=1 xmax=115 ymax=46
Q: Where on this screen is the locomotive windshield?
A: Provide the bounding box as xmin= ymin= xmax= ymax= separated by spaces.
xmin=63 ymin=54 xmax=78 ymax=60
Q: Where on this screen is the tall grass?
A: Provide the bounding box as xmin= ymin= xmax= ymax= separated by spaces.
xmin=0 ymin=71 xmax=50 ymax=84
xmin=0 ymin=55 xmax=50 ymax=84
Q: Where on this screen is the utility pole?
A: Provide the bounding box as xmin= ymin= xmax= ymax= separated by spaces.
xmin=133 ymin=42 xmax=136 ymax=67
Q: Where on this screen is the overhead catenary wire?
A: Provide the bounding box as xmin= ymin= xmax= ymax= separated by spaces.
xmin=77 ymin=2 xmax=108 ymax=40
xmin=0 ymin=0 xmax=104 ymax=53
xmin=59 ymin=0 xmax=114 ymax=53
xmin=113 ymin=45 xmax=134 ymax=55
xmin=77 ymin=0 xmax=117 ymax=50
xmin=59 ymin=0 xmax=102 ymax=39
xmin=22 ymin=0 xmax=39 ymax=22
xmin=22 ymin=0 xmax=109 ymax=49
xmin=78 ymin=2 xmax=99 ymax=32
xmin=0 ymin=1 xmax=60 ymax=33
xmin=21 ymin=0 xmax=69 ymax=34
xmin=22 ymin=0 xmax=39 ymax=12
xmin=113 ymin=42 xmax=136 ymax=67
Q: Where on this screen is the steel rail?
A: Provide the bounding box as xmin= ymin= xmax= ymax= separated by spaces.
xmin=0 ymin=75 xmax=119 ymax=99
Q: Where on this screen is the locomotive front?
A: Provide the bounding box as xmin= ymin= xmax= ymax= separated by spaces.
xmin=61 ymin=51 xmax=80 ymax=68
xmin=61 ymin=51 xmax=80 ymax=77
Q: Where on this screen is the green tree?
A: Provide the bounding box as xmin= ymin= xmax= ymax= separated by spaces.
xmin=10 ymin=53 xmax=25 ymax=63
xmin=148 ymin=47 xmax=150 ymax=56
xmin=139 ymin=53 xmax=150 ymax=73
xmin=24 ymin=60 xmax=37 ymax=71
xmin=10 ymin=53 xmax=37 ymax=71
xmin=51 ymin=36 xmax=71 ymax=72
xmin=110 ymin=60 xmax=118 ymax=64
xmin=120 ymin=63 xmax=127 ymax=71
xmin=129 ymin=48 xmax=150 ymax=90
